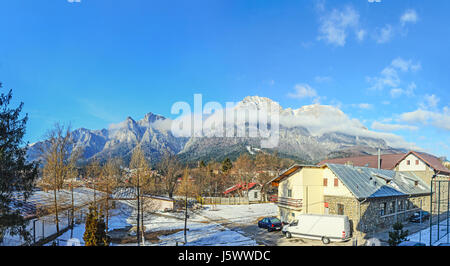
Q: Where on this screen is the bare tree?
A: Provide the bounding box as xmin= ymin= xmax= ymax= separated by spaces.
xmin=232 ymin=154 xmax=255 ymax=198
xmin=86 ymin=159 xmax=102 ymax=204
xmin=39 ymin=123 xmax=79 ymax=234
xmin=157 ymin=153 xmax=182 ymax=198
xmin=98 ymin=157 xmax=123 ymax=233
xmin=129 ymin=146 xmax=152 ymax=246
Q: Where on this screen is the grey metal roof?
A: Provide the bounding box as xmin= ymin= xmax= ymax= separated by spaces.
xmin=326 ymin=164 xmax=431 ymax=200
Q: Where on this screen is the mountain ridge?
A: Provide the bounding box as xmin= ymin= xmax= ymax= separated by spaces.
xmin=26 ymin=96 xmax=411 ymax=165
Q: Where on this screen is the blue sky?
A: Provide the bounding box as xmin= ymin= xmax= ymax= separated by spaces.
xmin=0 ymin=0 xmax=449 ymax=158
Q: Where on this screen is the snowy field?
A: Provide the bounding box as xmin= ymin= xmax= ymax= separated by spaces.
xmin=49 ymin=202 xmax=277 ymax=246
xmin=1 ymin=187 xmax=102 ymax=246
xmin=407 ymin=217 xmax=450 ymax=246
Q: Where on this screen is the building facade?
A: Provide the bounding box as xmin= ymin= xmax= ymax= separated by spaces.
xmin=271 ymin=164 xmax=431 ymax=239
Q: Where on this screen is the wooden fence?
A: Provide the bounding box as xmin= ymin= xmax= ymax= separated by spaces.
xmin=201 ymin=197 xmax=268 ymax=205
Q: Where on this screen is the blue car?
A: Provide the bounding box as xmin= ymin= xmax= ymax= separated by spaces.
xmin=410 ymin=211 xmax=430 ymax=223
xmin=398 ymin=241 xmax=426 ymax=246
xmin=258 ymin=217 xmax=283 ymax=232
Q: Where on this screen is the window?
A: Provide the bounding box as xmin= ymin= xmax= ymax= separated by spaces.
xmin=334 ymin=178 xmax=339 ymax=187
xmin=254 ymin=192 xmax=258 ymax=198
xmin=390 ymin=201 xmax=396 ymax=214
xmin=380 ymin=203 xmax=387 ymax=216
xmin=407 ymin=160 xmax=410 ymax=165
xmin=398 ymin=200 xmax=403 ymax=211
xmin=291 ymin=212 xmax=295 ymax=217
xmin=337 ymin=204 xmax=344 ymax=215
xmin=415 ymin=160 xmax=419 ymax=165
xmin=323 ymin=178 xmax=328 ymax=186
xmin=288 ymin=189 xmax=292 ymax=197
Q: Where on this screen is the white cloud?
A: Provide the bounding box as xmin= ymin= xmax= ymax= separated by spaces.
xmin=356 ymin=29 xmax=366 ymax=41
xmin=352 ymin=103 xmax=373 ymax=110
xmin=419 ymin=94 xmax=440 ymax=109
xmin=399 ymin=107 xmax=450 ymax=131
xmin=400 ymin=9 xmax=418 ymax=26
xmin=391 ymin=58 xmax=421 ymax=72
xmin=288 ymin=84 xmax=318 ymax=99
xmin=375 ymin=24 xmax=394 ymax=44
xmin=390 ymin=82 xmax=416 ymax=98
xmin=317 ymin=6 xmax=363 ymax=46
xmin=367 ymin=58 xmax=420 ymax=92
xmin=371 ymin=121 xmax=418 ymax=132
xmin=314 ymin=76 xmax=333 ymax=83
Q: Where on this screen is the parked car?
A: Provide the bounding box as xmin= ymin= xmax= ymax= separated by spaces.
xmin=258 ymin=217 xmax=283 ymax=232
xmin=398 ymin=241 xmax=426 ymax=246
xmin=409 ymin=211 xmax=430 ymax=223
xmin=282 ymin=214 xmax=351 ymax=244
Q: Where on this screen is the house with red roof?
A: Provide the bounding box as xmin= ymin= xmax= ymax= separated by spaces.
xmin=223 ymin=182 xmax=263 ymax=202
xmin=318 ymin=150 xmax=450 ymax=184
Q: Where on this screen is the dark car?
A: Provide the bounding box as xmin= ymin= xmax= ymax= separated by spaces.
xmin=398 ymin=241 xmax=426 ymax=246
xmin=258 ymin=217 xmax=283 ymax=232
xmin=410 ymin=211 xmax=430 ymax=223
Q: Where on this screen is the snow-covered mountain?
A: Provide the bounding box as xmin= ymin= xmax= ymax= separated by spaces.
xmin=27 ymin=96 xmax=412 ymax=164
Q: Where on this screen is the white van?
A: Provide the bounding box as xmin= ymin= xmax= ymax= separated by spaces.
xmin=281 ymin=214 xmax=351 ymax=244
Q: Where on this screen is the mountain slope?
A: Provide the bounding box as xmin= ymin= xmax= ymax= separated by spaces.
xmin=27 ymin=96 xmax=411 ymax=165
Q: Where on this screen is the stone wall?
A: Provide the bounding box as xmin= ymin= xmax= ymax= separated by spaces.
xmin=324 ymin=194 xmax=430 ymax=239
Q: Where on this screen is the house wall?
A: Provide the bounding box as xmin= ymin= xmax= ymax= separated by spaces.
xmin=277 ymin=167 xmax=324 ymax=222
xmin=397 ymin=154 xmax=429 ymax=172
xmin=247 ymin=187 xmax=262 ymax=202
xmin=323 ymin=168 xmax=353 ymax=197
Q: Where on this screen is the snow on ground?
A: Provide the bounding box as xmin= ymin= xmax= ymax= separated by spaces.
xmin=198 ymin=203 xmax=278 ymax=224
xmin=407 ymin=217 xmax=450 ymax=246
xmin=46 ymin=202 xmax=276 ymax=246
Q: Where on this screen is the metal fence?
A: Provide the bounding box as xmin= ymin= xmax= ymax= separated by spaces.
xmin=429 ymin=179 xmax=450 ymax=245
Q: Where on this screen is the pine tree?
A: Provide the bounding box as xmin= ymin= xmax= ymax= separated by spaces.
xmin=0 ymin=84 xmax=39 ymax=245
xmin=83 ymin=204 xmax=110 ymax=246
xmin=83 ymin=205 xmax=98 ymax=246
xmin=221 ymin=158 xmax=232 ymax=173
xmin=388 ymin=222 xmax=409 ymax=246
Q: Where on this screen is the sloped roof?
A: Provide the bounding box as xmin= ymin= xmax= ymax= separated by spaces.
xmin=268 ymin=164 xmax=318 ymax=186
xmin=224 ymin=182 xmax=261 ymax=195
xmin=326 ymin=164 xmax=431 ymax=200
xmin=395 ymin=151 xmax=450 ymax=175
xmin=318 ymin=153 xmax=405 ymax=170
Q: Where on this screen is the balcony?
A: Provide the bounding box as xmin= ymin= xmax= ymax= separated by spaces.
xmin=271 ymin=195 xmax=303 ymax=210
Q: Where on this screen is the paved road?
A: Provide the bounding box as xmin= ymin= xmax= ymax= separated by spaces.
xmin=229 ymin=224 xmax=354 ymax=246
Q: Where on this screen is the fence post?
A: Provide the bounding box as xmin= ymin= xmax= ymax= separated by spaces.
xmin=33 ymin=220 xmax=36 ymax=244
xmin=42 ymin=220 xmax=45 ymax=240
xmin=438 ymin=181 xmax=441 ymax=240
xmin=430 ymin=179 xmax=433 ymax=246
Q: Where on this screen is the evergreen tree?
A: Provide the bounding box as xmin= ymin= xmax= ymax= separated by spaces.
xmin=388 ymin=222 xmax=409 ymax=246
xmin=221 ymin=158 xmax=232 ymax=173
xmin=83 ymin=204 xmax=110 ymax=246
xmin=0 ymin=84 xmax=39 ymax=245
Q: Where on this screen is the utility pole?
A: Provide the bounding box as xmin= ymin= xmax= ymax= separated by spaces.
xmin=137 ymin=172 xmax=141 ymax=246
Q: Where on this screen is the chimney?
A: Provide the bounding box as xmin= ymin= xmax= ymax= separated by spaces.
xmin=378 ymin=148 xmax=381 ymax=170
